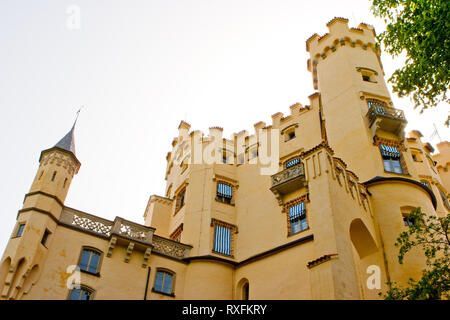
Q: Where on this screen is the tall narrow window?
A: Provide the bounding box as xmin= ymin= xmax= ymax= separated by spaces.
xmin=243 ymin=283 xmax=249 ymax=300
xmin=154 ymin=270 xmax=174 ymax=295
xmin=288 ymin=202 xmax=308 ymax=235
xmin=79 ymin=248 xmax=101 ymax=275
xmin=216 ymin=182 xmax=233 ymax=204
xmin=51 ymin=171 xmax=57 ymax=181
xmin=213 ymin=224 xmax=232 ymax=256
xmin=16 ymin=223 xmax=25 ymax=237
xmin=379 ymin=145 xmax=403 ymax=174
xmin=63 ymin=178 xmax=68 ymax=188
xmin=175 ymin=187 xmax=186 ymax=213
xmin=69 ymin=286 xmax=94 ymax=300
xmin=41 ymin=229 xmax=51 ymax=247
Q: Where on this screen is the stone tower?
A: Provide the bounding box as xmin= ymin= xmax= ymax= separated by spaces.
xmin=306 ymin=18 xmax=438 ymax=290
xmin=0 ymin=122 xmax=80 ymax=299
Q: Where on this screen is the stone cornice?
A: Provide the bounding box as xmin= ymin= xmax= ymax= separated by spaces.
xmin=300 ymin=141 xmax=335 ymax=159
xmin=183 ymin=234 xmax=314 ymax=268
xmin=363 ymin=176 xmax=437 ymax=209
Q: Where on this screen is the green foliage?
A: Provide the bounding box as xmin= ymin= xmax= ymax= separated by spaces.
xmin=381 ymin=208 xmax=450 ymax=299
xmin=371 ymin=0 xmax=450 ymax=125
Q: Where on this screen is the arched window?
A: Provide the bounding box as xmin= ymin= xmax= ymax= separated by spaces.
xmin=242 ymin=282 xmax=249 ymax=300
xmin=237 ymin=278 xmax=249 ymax=300
xmin=154 ymin=269 xmax=175 ymax=295
xmin=79 ymin=248 xmax=102 ymax=275
xmin=69 ymin=285 xmax=95 ymax=300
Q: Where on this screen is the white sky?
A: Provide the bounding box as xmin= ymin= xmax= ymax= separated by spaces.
xmin=0 ymin=1 xmax=448 ymax=255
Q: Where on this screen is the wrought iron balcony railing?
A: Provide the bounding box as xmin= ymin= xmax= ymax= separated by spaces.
xmin=367 ymin=105 xmax=406 ymax=126
xmin=367 ymin=105 xmax=407 ymax=137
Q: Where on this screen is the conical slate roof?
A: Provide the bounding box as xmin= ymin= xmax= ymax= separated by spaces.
xmin=54 ymin=123 xmax=76 ymax=155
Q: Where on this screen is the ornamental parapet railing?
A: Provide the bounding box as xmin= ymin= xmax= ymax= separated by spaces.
xmin=60 ymin=208 xmax=154 ymax=245
xmin=271 ymin=163 xmax=305 ymax=189
xmin=270 ymin=163 xmax=307 ymax=204
xmin=60 ymin=208 xmax=113 ymax=237
xmin=367 ymin=105 xmax=406 ymax=127
xmin=152 ymin=235 xmax=192 ymax=259
xmin=60 ymin=207 xmax=191 ymax=260
xmin=110 ymin=217 xmax=154 ymax=245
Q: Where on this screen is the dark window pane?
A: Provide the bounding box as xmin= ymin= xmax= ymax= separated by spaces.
xmin=291 ymin=220 xmax=300 ymax=234
xmin=88 ymin=253 xmax=99 ymax=273
xmin=79 ymin=250 xmax=91 ymax=271
xmin=70 ymin=289 xmax=81 ymax=300
xmin=383 ymin=159 xmax=393 ymax=172
xmin=392 ymin=159 xmax=403 ymax=173
xmin=155 ymin=272 xmax=164 ymax=292
xmin=300 ymin=217 xmax=308 ymax=231
xmin=163 ymin=274 xmax=172 ymax=294
xmin=80 ymin=290 xmax=91 ymax=300
xmin=17 ymin=224 xmax=25 ymax=237
xmin=403 ymin=216 xmax=408 ymax=226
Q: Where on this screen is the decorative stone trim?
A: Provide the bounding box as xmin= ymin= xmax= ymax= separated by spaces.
xmin=300 ymin=141 xmax=335 ymax=159
xmin=282 ymin=194 xmax=309 ymax=213
xmin=124 ymin=242 xmax=134 ymax=263
xmin=210 ymin=218 xmax=238 ymax=234
xmin=152 ymin=235 xmax=192 ymax=260
xmin=142 ymin=248 xmax=152 ymax=268
xmin=307 ymin=253 xmax=338 ymax=269
xmin=39 ymin=149 xmax=80 ymax=175
xmin=373 ymin=136 xmax=406 ymax=151
xmin=148 ymin=195 xmax=173 ymax=206
xmin=107 ymin=237 xmax=117 ymax=258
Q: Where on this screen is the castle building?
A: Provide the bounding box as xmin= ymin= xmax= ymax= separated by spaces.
xmin=1 ymin=18 xmax=449 ymax=300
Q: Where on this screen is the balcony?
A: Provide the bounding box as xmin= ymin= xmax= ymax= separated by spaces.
xmin=270 ymin=163 xmax=307 ymax=204
xmin=367 ymin=105 xmax=407 ymax=138
xmin=60 ymin=207 xmax=191 ymax=262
